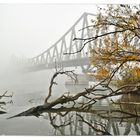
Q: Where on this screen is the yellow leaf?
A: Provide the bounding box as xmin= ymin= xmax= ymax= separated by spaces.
xmin=127 ymin=55 xmax=138 ymax=61
xmin=128 ymin=16 xmax=138 ymax=27
xmin=95 ymin=67 xmax=109 ymax=80
xmin=132 ymin=67 xmax=140 ymax=77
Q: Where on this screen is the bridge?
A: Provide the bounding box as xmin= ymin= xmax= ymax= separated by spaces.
xmin=15 ymin=12 xmax=97 ymax=72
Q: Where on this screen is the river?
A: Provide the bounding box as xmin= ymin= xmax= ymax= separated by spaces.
xmin=0 ymin=70 xmax=140 ymax=135
xmin=0 ymin=70 xmax=87 ymax=135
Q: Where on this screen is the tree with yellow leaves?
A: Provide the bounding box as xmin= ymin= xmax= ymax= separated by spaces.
xmin=74 ymin=5 xmax=140 ymax=89
xmin=81 ymin=4 xmax=140 ymax=115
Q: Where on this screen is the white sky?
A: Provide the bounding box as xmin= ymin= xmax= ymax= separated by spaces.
xmin=0 ymin=0 xmax=139 ymax=68
xmin=0 ymin=4 xmax=99 ymax=67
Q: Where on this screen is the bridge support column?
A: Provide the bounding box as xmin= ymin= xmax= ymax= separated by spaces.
xmin=81 ymin=65 xmax=91 ymax=73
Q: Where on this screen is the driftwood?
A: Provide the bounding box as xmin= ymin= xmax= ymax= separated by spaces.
xmin=7 ymin=70 xmax=140 ymax=120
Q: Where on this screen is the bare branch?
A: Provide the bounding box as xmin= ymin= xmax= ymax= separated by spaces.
xmin=44 ymin=70 xmax=76 ymax=104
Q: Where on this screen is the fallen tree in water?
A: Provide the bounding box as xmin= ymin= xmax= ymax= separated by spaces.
xmin=6 ymin=70 xmax=140 ymax=135
xmin=7 ymin=70 xmax=140 ymax=120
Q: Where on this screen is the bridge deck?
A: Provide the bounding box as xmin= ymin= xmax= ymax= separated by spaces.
xmin=23 ymin=57 xmax=90 ymax=72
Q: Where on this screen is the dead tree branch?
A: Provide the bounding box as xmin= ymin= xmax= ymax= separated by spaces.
xmin=44 ymin=70 xmax=77 ymax=104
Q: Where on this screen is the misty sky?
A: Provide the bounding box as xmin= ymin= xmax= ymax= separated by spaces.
xmin=0 ymin=4 xmax=99 ymax=68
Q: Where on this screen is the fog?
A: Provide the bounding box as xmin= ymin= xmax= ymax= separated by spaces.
xmin=0 ymin=4 xmax=98 ymax=70
xmin=0 ymin=3 xmax=99 ymax=92
xmin=0 ymin=4 xmax=99 ymax=94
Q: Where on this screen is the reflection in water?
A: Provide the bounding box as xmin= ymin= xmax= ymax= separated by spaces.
xmin=40 ymin=83 xmax=140 ymax=136
xmin=40 ymin=108 xmax=140 ymax=135
xmin=22 ymin=86 xmax=140 ymax=136
xmin=119 ymin=93 xmax=140 ymax=114
xmin=5 ymin=82 xmax=140 ymax=136
xmin=1 ymin=71 xmax=140 ymax=136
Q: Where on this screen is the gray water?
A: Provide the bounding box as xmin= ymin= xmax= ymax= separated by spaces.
xmin=0 ymin=70 xmax=140 ymax=136
xmin=0 ymin=70 xmax=88 ymax=135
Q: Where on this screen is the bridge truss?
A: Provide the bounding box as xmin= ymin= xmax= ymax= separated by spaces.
xmin=17 ymin=12 xmax=96 ymax=72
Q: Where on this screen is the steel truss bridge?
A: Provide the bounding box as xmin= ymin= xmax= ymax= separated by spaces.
xmin=16 ymin=12 xmax=96 ymax=72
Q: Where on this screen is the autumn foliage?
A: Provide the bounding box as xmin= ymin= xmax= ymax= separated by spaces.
xmin=89 ymin=5 xmax=140 ymax=87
